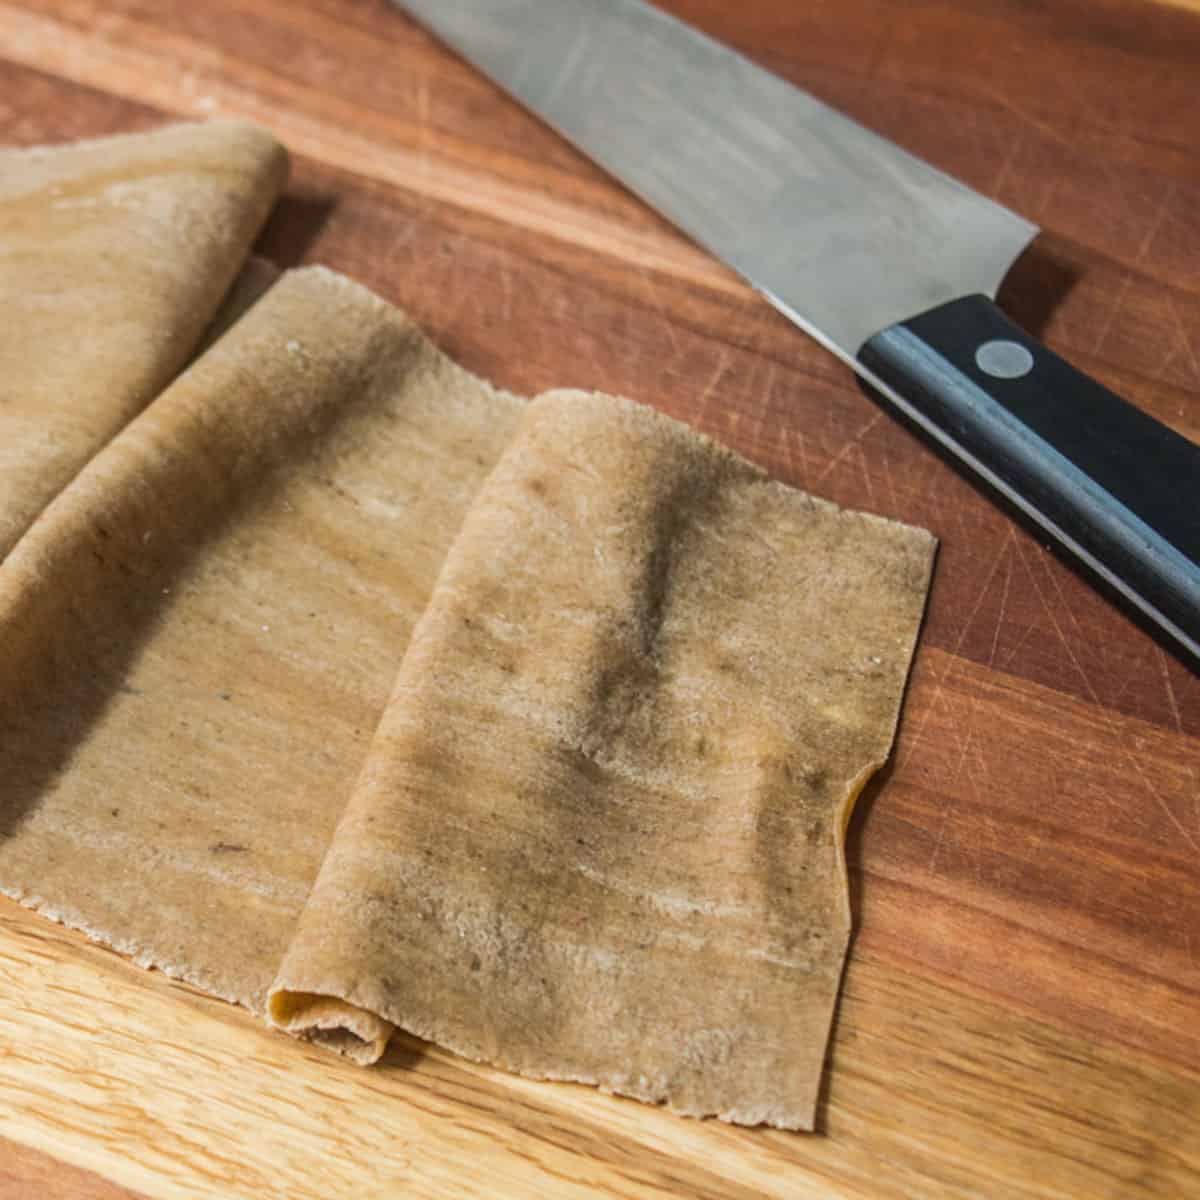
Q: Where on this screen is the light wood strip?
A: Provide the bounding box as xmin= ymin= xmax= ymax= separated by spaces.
xmin=2 ymin=898 xmax=1197 ymax=1199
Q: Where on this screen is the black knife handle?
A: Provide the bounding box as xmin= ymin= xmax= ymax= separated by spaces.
xmin=858 ymin=294 xmax=1200 ymax=664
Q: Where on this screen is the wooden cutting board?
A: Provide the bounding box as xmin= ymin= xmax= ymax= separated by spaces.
xmin=1 ymin=1 xmax=1197 ymax=1196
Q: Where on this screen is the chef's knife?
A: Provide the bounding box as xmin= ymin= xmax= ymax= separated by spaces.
xmin=394 ymin=0 xmax=1200 ymax=663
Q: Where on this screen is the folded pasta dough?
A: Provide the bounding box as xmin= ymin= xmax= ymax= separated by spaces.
xmin=2 ymin=121 xmax=935 ymax=1121
xmin=269 ymin=391 xmax=936 ymax=1128
xmin=0 ymin=121 xmax=287 ymax=559
xmin=0 ymin=266 xmax=524 ymax=1045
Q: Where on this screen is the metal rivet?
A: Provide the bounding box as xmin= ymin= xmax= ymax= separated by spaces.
xmin=975 ymin=339 xmax=1034 ymax=380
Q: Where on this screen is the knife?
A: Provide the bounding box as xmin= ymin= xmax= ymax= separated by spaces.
xmin=393 ymin=0 xmax=1200 ymax=664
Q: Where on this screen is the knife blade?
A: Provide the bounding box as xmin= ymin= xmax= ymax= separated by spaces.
xmin=393 ymin=0 xmax=1200 ymax=664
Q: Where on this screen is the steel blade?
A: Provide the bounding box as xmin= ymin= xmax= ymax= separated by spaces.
xmin=394 ymin=0 xmax=1038 ymax=364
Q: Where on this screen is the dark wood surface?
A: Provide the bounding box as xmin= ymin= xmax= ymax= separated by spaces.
xmin=0 ymin=1 xmax=1197 ymax=1196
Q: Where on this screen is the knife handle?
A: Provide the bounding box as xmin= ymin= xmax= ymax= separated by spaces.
xmin=857 ymin=294 xmax=1200 ymax=663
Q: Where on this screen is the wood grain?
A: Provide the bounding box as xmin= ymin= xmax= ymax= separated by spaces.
xmin=0 ymin=1 xmax=1197 ymax=1196
xmin=3 ymin=902 xmax=1197 ymax=1200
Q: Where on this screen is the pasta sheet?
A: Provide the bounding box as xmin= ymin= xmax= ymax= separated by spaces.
xmin=0 ymin=122 xmax=935 ymax=1130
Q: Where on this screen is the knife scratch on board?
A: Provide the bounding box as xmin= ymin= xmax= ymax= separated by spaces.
xmin=1154 ymin=646 xmax=1185 ymax=734
xmin=987 ymin=127 xmax=1026 ymax=202
xmin=988 ymin=549 xmax=1016 ymax=670
xmin=692 ymin=350 xmax=731 ymax=434
xmin=1017 ymin=535 xmax=1101 ymax=696
xmin=995 ymin=542 xmax=1040 ymax=673
xmin=783 ymin=423 xmax=819 ymax=489
xmin=1037 ymin=568 xmax=1200 ymax=855
xmin=1090 ymin=274 xmax=1135 ymax=359
xmin=926 ymin=798 xmax=953 ymax=875
xmin=812 ymin=410 xmax=885 ymax=489
xmin=903 ymin=538 xmax=1014 ymax=770
xmin=898 ymin=655 xmax=966 ymax=778
xmin=1131 ymin=183 xmax=1176 ymax=269
xmin=633 ymin=264 xmax=684 ymax=355
xmin=1162 ymin=295 xmax=1200 ymax=387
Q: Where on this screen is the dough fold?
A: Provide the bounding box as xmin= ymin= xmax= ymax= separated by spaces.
xmin=269 ymin=391 xmax=936 ymax=1128
xmin=0 ymin=264 xmax=523 ymax=1011
xmin=0 ymin=121 xmax=287 ymax=559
